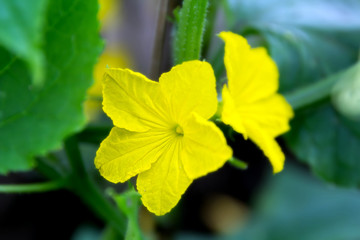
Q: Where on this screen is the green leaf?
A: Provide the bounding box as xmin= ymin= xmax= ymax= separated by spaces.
xmin=226 ymin=0 xmax=360 ymax=186
xmin=283 ymin=64 xmax=360 ymax=186
xmin=173 ymin=0 xmax=209 ymax=64
xmin=285 ymin=104 xmax=360 ymax=187
xmin=0 ymin=0 xmax=103 ymax=174
xmin=229 ymin=165 xmax=360 ymax=239
xmin=0 ymin=0 xmax=48 ymax=86
xmin=112 ymin=187 xmax=143 ymax=240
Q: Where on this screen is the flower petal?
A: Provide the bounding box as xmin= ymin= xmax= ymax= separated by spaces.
xmin=103 ymin=68 xmax=170 ymax=132
xmin=137 ymin=139 xmax=192 ymax=215
xmin=182 ymin=113 xmax=233 ymax=179
xmin=245 ymin=124 xmax=285 ymax=173
xmin=219 ymin=31 xmax=279 ymax=103
xmin=95 ymin=127 xmax=173 ymax=183
xmin=159 ymin=60 xmax=217 ymax=122
xmin=238 ymin=94 xmax=294 ymax=137
xmin=222 ymin=85 xmax=248 ymax=139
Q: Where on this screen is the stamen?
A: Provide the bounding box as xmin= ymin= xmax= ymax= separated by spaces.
xmin=175 ymin=125 xmax=184 ymax=135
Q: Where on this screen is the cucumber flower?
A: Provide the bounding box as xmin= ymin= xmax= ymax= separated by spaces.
xmin=95 ymin=60 xmax=232 ymax=215
xmin=219 ymin=32 xmax=294 ymax=173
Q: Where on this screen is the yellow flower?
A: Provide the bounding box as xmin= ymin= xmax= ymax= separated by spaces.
xmin=219 ymin=32 xmax=294 ymax=173
xmin=85 ymin=47 xmax=130 ymax=122
xmin=95 ymin=60 xmax=232 ymax=215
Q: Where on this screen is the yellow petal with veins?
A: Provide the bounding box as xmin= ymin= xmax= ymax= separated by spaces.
xmin=160 ymin=60 xmax=217 ymax=123
xmin=182 ymin=112 xmax=232 ymax=179
xmin=95 ymin=127 xmax=174 ymax=183
xmin=103 ymin=68 xmax=170 ymax=132
xmin=137 ymin=138 xmax=192 ymax=216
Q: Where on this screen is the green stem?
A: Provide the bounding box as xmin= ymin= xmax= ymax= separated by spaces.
xmin=202 ymin=0 xmax=220 ymax=59
xmin=284 ymin=72 xmax=340 ymax=110
xmin=228 ymin=157 xmax=248 ymax=170
xmin=173 ymin=0 xmax=209 ymax=64
xmin=64 ymin=136 xmax=87 ymax=176
xmin=64 ymin=136 xmax=127 ymax=238
xmin=0 ymin=179 xmax=67 ymax=193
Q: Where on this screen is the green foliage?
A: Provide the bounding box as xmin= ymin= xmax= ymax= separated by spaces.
xmin=177 ymin=165 xmax=360 ymax=240
xmin=0 ymin=0 xmax=103 ymax=174
xmin=286 ymin=104 xmax=360 ymax=186
xmin=112 ymin=187 xmax=143 ymax=240
xmin=284 ymin=64 xmax=360 ymax=186
xmin=226 ymin=0 xmax=360 ymax=186
xmin=0 ymin=0 xmax=48 ymax=86
xmin=230 ymin=166 xmax=360 ymax=240
xmin=64 ymin=136 xmax=127 ymax=237
xmin=173 ymin=0 xmax=209 ymax=64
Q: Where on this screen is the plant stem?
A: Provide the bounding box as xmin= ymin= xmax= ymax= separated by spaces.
xmin=228 ymin=157 xmax=248 ymax=170
xmin=284 ymin=72 xmax=340 ymax=110
xmin=0 ymin=179 xmax=67 ymax=193
xmin=173 ymin=0 xmax=209 ymax=64
xmin=202 ymin=0 xmax=220 ymax=59
xmin=64 ymin=136 xmax=127 ymax=238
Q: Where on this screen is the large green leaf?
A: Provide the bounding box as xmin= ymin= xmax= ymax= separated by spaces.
xmin=284 ymin=64 xmax=360 ymax=186
xmin=226 ymin=0 xmax=360 ymax=186
xmin=229 ymin=166 xmax=360 ymax=240
xmin=0 ymin=0 xmax=102 ymax=173
xmin=286 ymin=103 xmax=360 ymax=187
xmin=0 ymin=0 xmax=48 ymax=86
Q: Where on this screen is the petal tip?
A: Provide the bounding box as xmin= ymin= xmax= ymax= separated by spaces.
xmin=272 ymin=164 xmax=284 ymax=174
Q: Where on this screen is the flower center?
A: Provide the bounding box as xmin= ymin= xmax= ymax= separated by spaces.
xmin=175 ymin=125 xmax=184 ymax=136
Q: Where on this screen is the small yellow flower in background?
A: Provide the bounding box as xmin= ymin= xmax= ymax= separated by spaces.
xmin=219 ymin=32 xmax=294 ymax=173
xmin=95 ymin=60 xmax=232 ymax=215
xmin=98 ymin=0 xmax=120 ymax=29
xmin=85 ymin=47 xmax=130 ymax=121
